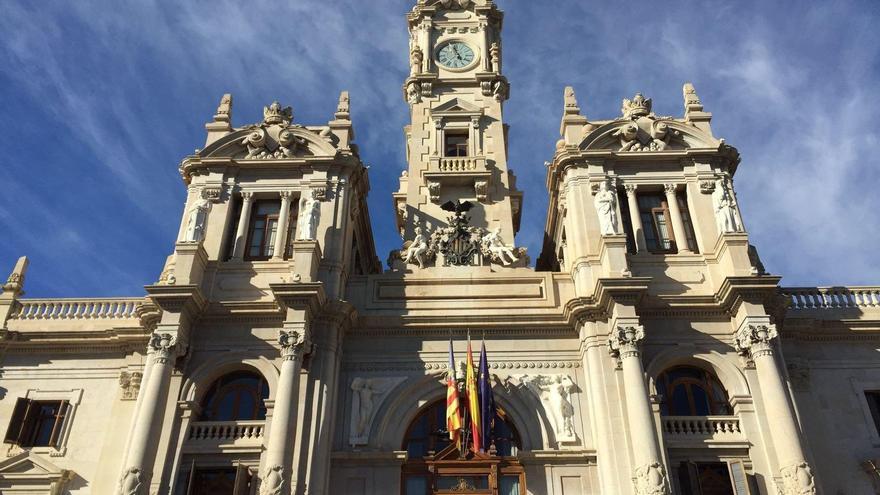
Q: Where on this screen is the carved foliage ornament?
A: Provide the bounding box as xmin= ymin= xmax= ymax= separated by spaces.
xmin=633 ymin=462 xmax=670 ymax=495
xmin=779 ymin=461 xmax=816 ymax=495
xmin=278 ymin=330 xmax=307 ymax=361
xmin=609 ymin=325 xmax=645 ymax=359
xmin=734 ymin=324 xmax=777 ymax=359
xmin=149 ymin=333 xmax=178 ymax=363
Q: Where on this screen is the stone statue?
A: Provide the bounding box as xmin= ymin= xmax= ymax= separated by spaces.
xmin=593 ymin=181 xmax=619 ymax=235
xmin=182 ymin=196 xmax=212 ymax=243
xmin=296 ymin=194 xmax=320 ymax=240
xmin=404 ymin=226 xmax=429 ymax=268
xmin=490 ymin=42 xmax=501 ymax=72
xmin=517 ymin=374 xmax=577 ymax=442
xmin=482 ymin=227 xmax=518 ymax=265
xmin=349 ymin=377 xmax=405 ymax=446
xmin=407 ymin=81 xmax=421 ymax=105
xmin=712 ymin=178 xmax=742 ymax=234
xmin=118 ymin=467 xmax=145 ymax=495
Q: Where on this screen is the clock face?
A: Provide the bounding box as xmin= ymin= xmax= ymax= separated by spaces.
xmin=437 ymin=42 xmax=476 ymax=69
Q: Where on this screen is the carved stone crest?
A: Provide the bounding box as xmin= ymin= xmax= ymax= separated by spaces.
xmin=633 ymin=462 xmax=669 ymax=495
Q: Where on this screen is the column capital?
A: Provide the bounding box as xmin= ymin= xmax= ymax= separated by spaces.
xmin=735 ymin=323 xmax=778 ymax=359
xmin=148 ymin=332 xmax=181 ymax=364
xmin=663 ymin=183 xmax=678 ymax=195
xmin=624 ymin=183 xmax=637 ymax=195
xmin=279 ymin=328 xmax=310 ymax=361
xmin=609 ymin=324 xmax=645 ymax=360
xmin=279 ymin=190 xmax=294 ymax=200
xmin=240 ymin=190 xmax=254 ymax=201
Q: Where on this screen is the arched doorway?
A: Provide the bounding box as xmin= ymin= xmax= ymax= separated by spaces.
xmin=400 ymin=400 xmax=525 ymax=495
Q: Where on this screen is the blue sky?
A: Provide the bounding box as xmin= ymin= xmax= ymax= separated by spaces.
xmin=1 ymin=0 xmax=878 ymax=297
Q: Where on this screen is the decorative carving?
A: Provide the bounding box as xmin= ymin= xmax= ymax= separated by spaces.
xmin=119 ymin=371 xmax=142 ymax=401
xmin=404 ymin=226 xmax=430 ymax=269
xmin=242 ymin=128 xmax=270 ymax=159
xmin=349 ymin=377 xmax=406 ymax=446
xmin=259 ymin=465 xmax=284 ymax=495
xmin=594 ymin=180 xmax=619 ymax=235
xmin=712 ymin=177 xmax=744 ymax=234
xmin=779 ymin=461 xmax=816 ymax=495
xmin=3 ymin=256 xmax=28 ymax=293
xmin=609 ymin=325 xmax=645 ymax=360
xmin=683 ymin=82 xmax=703 ymax=113
xmin=427 ymin=181 xmax=441 ymax=203
xmin=474 ymin=180 xmax=488 ymax=203
xmin=182 ymin=195 xmax=212 ymax=243
xmin=481 ymin=81 xmax=493 ymax=97
xmin=512 ymin=374 xmax=577 ymax=443
xmin=650 ymin=121 xmax=674 ymax=151
xmin=148 ymin=333 xmax=178 ymax=364
xmin=482 ymin=227 xmax=519 ymax=266
xmin=633 ymin=462 xmax=670 ymax=495
xmin=564 ymin=86 xmax=580 ymax=115
xmin=421 ymin=81 xmax=433 ymax=98
xmin=336 ymin=91 xmax=350 ymax=118
xmin=278 ymin=330 xmax=307 ymax=361
xmin=296 ymin=194 xmax=320 ymax=240
xmin=699 ymin=180 xmax=716 ymax=194
xmin=432 ymin=201 xmax=481 ymax=266
xmin=492 ymin=79 xmax=509 ymax=102
xmin=407 ymin=81 xmax=421 ymax=105
xmin=263 ymin=101 xmax=293 ymax=125
xmin=735 ymin=324 xmax=777 ymax=359
xmin=624 ymin=183 xmax=637 ymax=195
xmin=663 ymin=183 xmax=678 ymax=195
xmin=409 ymin=45 xmax=424 ymax=76
xmin=202 ymin=186 xmax=222 ymax=202
xmin=311 ymin=185 xmax=329 ymax=202
xmin=276 ymin=129 xmax=299 ymax=158
xmin=157 ymin=269 xmax=176 ymax=286
xmin=118 ymin=466 xmax=147 ymax=495
xmin=622 ymin=92 xmax=652 ymax=119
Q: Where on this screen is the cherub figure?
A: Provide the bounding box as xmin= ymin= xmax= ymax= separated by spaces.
xmin=404 ymin=227 xmax=429 ymax=268
xmin=483 ymin=227 xmax=518 ymax=265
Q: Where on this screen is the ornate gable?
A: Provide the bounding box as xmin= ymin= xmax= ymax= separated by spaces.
xmin=0 ymin=451 xmax=73 ymax=495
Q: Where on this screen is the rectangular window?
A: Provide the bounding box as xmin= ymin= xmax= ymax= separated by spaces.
xmin=181 ymin=464 xmax=252 ymax=495
xmin=678 ymin=193 xmax=699 ymax=253
xmin=245 ymin=200 xmax=282 ymax=260
xmin=677 ymin=461 xmax=751 ymax=495
xmin=444 ymin=131 xmax=469 ymax=157
xmin=866 ymin=391 xmax=880 ymax=435
xmin=638 ymin=193 xmax=675 ymax=253
xmin=4 ymin=398 xmax=70 ymax=449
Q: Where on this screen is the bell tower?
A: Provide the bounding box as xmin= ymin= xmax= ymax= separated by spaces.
xmin=394 ymin=0 xmax=522 ymax=254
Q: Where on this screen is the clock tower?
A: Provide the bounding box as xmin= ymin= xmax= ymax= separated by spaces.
xmin=394 ymin=0 xmax=523 ymax=263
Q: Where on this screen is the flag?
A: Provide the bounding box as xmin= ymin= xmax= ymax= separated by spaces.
xmin=446 ymin=337 xmax=462 ymax=449
xmin=478 ymin=339 xmax=496 ymax=452
xmin=465 ymin=334 xmax=481 ymax=452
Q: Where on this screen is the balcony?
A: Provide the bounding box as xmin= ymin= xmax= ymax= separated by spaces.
xmin=11 ymin=298 xmax=143 ymax=320
xmin=781 ymin=286 xmax=880 ymax=310
xmin=184 ymin=420 xmax=265 ymax=454
xmin=429 ymin=155 xmax=487 ymax=173
xmin=662 ymin=416 xmax=746 ymax=447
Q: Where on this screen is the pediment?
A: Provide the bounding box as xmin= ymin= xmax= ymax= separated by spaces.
xmin=432 ymin=98 xmax=483 ymax=117
xmin=580 ymin=117 xmax=720 ymax=153
xmin=199 ymin=124 xmax=339 ymax=160
xmin=0 ymin=451 xmax=72 ymax=483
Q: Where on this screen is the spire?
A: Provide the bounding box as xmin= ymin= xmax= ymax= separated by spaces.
xmin=335 ymin=91 xmax=351 ymax=120
xmin=205 ymin=93 xmax=234 ymax=147
xmin=3 ymin=256 xmax=28 ymax=296
xmin=563 ymin=86 xmax=581 ymax=116
xmin=560 ymin=86 xmax=588 ymax=145
xmin=682 ymin=82 xmax=713 ymax=134
xmin=213 ymin=93 xmax=232 ymax=123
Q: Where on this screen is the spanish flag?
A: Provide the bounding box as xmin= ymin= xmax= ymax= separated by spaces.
xmin=446 ymin=337 xmax=462 ymax=448
xmin=466 ymin=334 xmax=482 ymax=452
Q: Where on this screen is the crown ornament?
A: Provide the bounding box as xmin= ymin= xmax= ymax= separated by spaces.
xmin=263 ymin=101 xmax=293 ymax=125
xmin=621 ymin=93 xmax=652 ymax=119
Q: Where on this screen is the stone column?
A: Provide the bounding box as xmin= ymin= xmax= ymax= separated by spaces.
xmin=663 ymin=183 xmax=691 ymax=254
xmin=260 ymin=328 xmax=309 ymax=495
xmin=624 ymin=184 xmax=647 ymax=252
xmin=583 ymin=329 xmax=620 ymax=495
xmin=735 ymin=323 xmax=816 ymax=495
xmin=232 ymin=192 xmax=255 ymax=260
xmin=609 ymin=325 xmax=670 ymax=495
xmin=273 ymin=191 xmax=294 ymax=260
xmin=117 ymin=333 xmax=180 ymax=495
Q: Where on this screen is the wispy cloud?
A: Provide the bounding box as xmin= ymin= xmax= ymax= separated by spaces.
xmin=0 ymin=0 xmax=877 ymax=296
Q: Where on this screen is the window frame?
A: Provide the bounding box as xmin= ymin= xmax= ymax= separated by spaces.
xmin=852 ymin=378 xmax=880 ymax=447
xmin=199 ymin=371 xmax=270 ymax=422
xmin=178 ymin=459 xmax=256 ymax=495
xmin=244 ymin=199 xmax=290 ymax=261
xmin=444 ymin=130 xmax=470 ymax=157
xmin=637 ymin=192 xmax=676 ymax=253
xmin=3 ymin=389 xmax=82 ymax=456
xmin=657 ymin=366 xmax=732 ymax=417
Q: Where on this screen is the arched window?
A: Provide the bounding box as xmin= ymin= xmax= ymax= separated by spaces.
xmin=657 ymin=366 xmax=732 ymax=416
xmin=200 ymin=371 xmax=269 ymax=421
xmin=401 ymin=400 xmax=525 ymax=495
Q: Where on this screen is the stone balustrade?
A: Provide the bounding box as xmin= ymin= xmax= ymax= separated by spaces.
xmin=11 ymin=298 xmax=143 ymax=320
xmin=781 ymin=287 xmax=880 ymax=310
xmin=186 ymin=420 xmax=265 ymax=451
xmin=429 ymin=155 xmax=487 ymax=173
xmin=662 ymin=416 xmax=744 ymax=443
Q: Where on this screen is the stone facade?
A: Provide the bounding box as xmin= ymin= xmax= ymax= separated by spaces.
xmin=1 ymin=1 xmax=879 ymax=494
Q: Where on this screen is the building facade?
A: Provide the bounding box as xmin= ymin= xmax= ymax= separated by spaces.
xmin=1 ymin=1 xmax=879 ymax=494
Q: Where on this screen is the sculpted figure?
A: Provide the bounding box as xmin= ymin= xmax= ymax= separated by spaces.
xmin=409 ymin=45 xmax=423 ymax=76
xmin=260 ymin=465 xmax=284 ymax=495
xmin=350 ymin=378 xmax=377 ymax=438
xmin=296 ymin=194 xmax=320 ymax=240
xmin=548 ymin=375 xmax=575 ymax=439
xmin=182 ymin=196 xmax=212 ymax=243
xmin=407 ymin=81 xmax=421 ymax=105
xmin=593 ymin=181 xmax=619 ymax=235
xmin=482 ymin=227 xmax=518 ymax=265
xmin=712 ymin=178 xmax=742 ymax=234
xmin=634 ymin=462 xmax=668 ymax=495
xmin=118 ymin=467 xmax=145 ymax=495
xmin=404 ymin=226 xmax=429 ymax=268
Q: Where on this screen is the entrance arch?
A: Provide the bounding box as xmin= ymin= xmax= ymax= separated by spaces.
xmin=400 ymin=399 xmax=525 ymax=495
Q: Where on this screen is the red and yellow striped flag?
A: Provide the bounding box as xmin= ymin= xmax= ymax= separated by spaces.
xmin=446 ymin=338 xmax=462 ymax=448
xmin=466 ymin=335 xmax=482 ymax=452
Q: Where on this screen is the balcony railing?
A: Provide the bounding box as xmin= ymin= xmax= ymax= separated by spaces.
xmin=662 ymin=416 xmax=744 ymax=443
xmin=429 ymin=155 xmax=487 ymax=173
xmin=187 ymin=420 xmax=265 ymax=448
xmin=781 ymin=287 xmax=880 ymax=310
xmin=11 ymin=298 xmax=144 ymax=320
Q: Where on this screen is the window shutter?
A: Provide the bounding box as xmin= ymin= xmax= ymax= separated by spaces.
xmin=4 ymin=398 xmax=32 ymax=445
xmin=49 ymin=400 xmax=70 ymax=449
xmin=233 ymin=463 xmax=252 ymax=495
xmin=727 ymin=460 xmax=752 ymax=495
